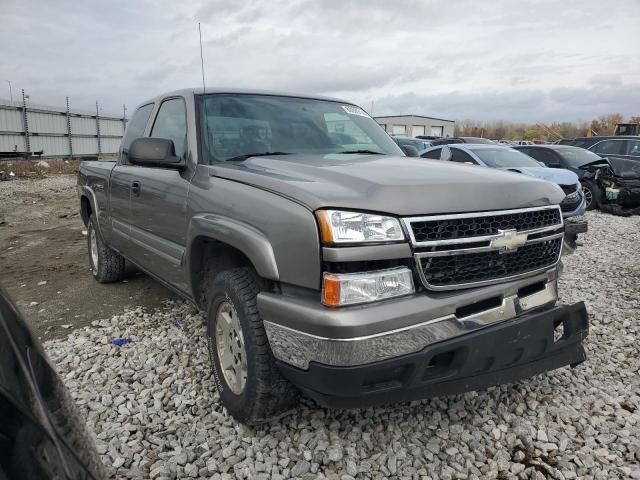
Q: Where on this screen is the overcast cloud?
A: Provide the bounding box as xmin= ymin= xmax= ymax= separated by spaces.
xmin=1 ymin=0 xmax=638 ymax=121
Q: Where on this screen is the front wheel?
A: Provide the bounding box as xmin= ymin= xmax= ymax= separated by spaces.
xmin=582 ymin=182 xmax=601 ymax=211
xmin=206 ymin=268 xmax=298 ymax=425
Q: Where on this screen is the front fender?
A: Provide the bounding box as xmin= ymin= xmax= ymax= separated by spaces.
xmin=187 ymin=213 xmax=279 ymax=281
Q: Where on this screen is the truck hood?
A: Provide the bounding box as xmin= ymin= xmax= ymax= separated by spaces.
xmin=211 ymin=154 xmax=565 ymax=216
xmin=496 ymin=167 xmax=578 ymax=186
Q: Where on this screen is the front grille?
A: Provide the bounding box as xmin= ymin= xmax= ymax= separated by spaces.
xmin=418 ymin=239 xmax=562 ymax=288
xmin=409 ymin=208 xmax=561 ymax=243
xmin=404 ymin=206 xmax=563 ymax=290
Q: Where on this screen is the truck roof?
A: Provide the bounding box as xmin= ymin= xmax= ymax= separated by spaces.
xmin=139 ymin=88 xmax=351 ymax=108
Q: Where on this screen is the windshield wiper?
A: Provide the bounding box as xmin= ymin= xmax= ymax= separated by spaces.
xmin=226 ymin=152 xmax=292 ymax=162
xmin=338 ymin=149 xmax=385 ymax=155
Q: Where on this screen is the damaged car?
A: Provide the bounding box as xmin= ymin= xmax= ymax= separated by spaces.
xmin=580 ymin=156 xmax=640 ymax=215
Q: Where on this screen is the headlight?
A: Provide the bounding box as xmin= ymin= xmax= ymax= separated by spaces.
xmin=316 ymin=209 xmax=405 ymax=244
xmin=322 ymin=267 xmax=414 ymax=307
xmin=576 ymin=181 xmax=582 ymax=192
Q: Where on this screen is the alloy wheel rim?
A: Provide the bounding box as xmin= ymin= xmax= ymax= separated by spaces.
xmin=215 ymin=301 xmax=247 ymax=395
xmin=583 ymin=187 xmax=592 ymax=208
xmin=90 ymin=229 xmax=99 ymax=273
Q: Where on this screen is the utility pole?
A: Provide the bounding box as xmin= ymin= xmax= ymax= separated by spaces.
xmin=6 ymin=80 xmax=12 ymax=102
xmin=370 ymin=100 xmax=374 ymax=116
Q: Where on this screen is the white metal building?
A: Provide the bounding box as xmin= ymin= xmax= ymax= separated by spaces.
xmin=0 ymin=97 xmax=126 ymax=158
xmin=374 ymin=115 xmax=455 ymax=138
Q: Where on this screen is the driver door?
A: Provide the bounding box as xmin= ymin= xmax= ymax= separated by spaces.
xmin=125 ymin=97 xmax=192 ymax=292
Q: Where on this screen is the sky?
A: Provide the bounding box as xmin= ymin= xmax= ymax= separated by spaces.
xmin=1 ymin=0 xmax=639 ymax=122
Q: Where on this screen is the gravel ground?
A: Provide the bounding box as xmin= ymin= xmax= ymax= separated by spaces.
xmin=45 ymin=211 xmax=640 ymax=480
xmin=0 ymin=174 xmax=76 ymax=199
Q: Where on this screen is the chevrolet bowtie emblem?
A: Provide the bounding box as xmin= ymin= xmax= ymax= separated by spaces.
xmin=490 ymin=229 xmax=528 ymax=253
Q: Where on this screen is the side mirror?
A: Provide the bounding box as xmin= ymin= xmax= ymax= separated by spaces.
xmin=400 ymin=145 xmax=420 ymax=157
xmin=129 ymin=138 xmax=185 ymax=168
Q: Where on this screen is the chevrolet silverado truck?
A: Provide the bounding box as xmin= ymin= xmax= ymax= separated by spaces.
xmin=78 ymin=89 xmax=589 ymax=425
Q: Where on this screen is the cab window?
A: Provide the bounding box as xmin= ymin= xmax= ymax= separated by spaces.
xmin=591 ymin=140 xmax=625 ymax=156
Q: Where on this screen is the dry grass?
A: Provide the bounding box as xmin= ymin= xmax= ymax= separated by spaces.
xmin=0 ymin=158 xmax=82 ymax=178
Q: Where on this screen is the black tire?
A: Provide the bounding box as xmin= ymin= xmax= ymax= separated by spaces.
xmin=206 ymin=267 xmax=298 ymax=424
xmin=87 ymin=214 xmax=125 ymax=283
xmin=583 ymin=182 xmax=602 ymax=211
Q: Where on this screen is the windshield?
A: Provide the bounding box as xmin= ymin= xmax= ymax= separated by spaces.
xmin=198 ymin=94 xmax=403 ymax=161
xmin=556 ymin=147 xmax=602 ymax=167
xmin=470 ymin=147 xmax=544 ymax=168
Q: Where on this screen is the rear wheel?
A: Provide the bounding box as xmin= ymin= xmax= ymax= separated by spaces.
xmin=87 ymin=214 xmax=125 ymax=283
xmin=206 ymin=267 xmax=298 ymax=424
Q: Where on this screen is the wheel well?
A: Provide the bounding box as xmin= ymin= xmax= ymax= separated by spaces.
xmin=80 ymin=196 xmax=92 ymax=226
xmin=190 ymin=237 xmax=256 ymax=309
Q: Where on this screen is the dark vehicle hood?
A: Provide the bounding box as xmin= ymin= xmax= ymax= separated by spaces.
xmin=0 ymin=286 xmax=104 ymax=479
xmin=580 ymin=157 xmax=640 ymax=179
xmin=211 ymin=154 xmax=565 ymax=215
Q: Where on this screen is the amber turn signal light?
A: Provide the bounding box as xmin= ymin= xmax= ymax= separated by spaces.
xmin=321 ymin=274 xmax=342 ymax=307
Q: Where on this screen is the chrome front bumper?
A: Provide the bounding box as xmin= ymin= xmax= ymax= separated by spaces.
xmin=263 ymin=279 xmax=558 ymax=370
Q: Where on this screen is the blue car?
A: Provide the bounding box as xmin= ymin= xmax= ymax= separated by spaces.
xmin=421 ymin=143 xmax=587 ymax=218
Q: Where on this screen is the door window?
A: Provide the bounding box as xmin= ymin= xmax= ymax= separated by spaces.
xmin=591 ymin=140 xmax=625 ymax=156
xmin=151 ymin=98 xmax=187 ymax=158
xmin=528 ymin=149 xmax=560 ymax=166
xmin=422 ymin=147 xmax=442 ymax=159
xmin=450 ymin=148 xmax=477 ymax=164
xmin=625 ymin=139 xmax=640 ymax=157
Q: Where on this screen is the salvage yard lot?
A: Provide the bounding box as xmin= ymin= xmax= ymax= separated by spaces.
xmin=0 ymin=174 xmax=175 ymax=341
xmin=2 ymin=173 xmax=640 ymax=479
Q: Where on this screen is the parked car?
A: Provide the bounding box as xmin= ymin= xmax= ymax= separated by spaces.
xmin=513 ymin=145 xmax=605 ymax=210
xmin=566 ymin=136 xmax=640 ymax=161
xmin=391 ymin=135 xmax=431 ymax=155
xmin=78 ymin=88 xmax=588 ymax=424
xmin=579 ymin=157 xmax=640 ymax=215
xmin=0 ymin=286 xmax=105 ymax=480
xmin=421 ymin=144 xmax=587 ymax=218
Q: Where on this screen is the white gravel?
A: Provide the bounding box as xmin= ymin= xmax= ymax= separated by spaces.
xmin=45 ymin=211 xmax=640 ymax=480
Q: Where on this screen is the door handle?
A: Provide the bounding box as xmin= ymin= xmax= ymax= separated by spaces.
xmin=131 ymin=181 xmax=141 ymax=197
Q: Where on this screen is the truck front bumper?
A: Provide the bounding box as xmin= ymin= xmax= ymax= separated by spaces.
xmin=259 ymin=274 xmax=589 ymax=408
xmin=275 ymin=302 xmax=588 ymax=408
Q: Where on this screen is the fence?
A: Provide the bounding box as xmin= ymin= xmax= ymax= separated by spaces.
xmin=0 ymin=90 xmax=126 ymax=159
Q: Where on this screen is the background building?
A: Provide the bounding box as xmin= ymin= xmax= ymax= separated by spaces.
xmin=374 ymin=115 xmax=455 ymax=138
